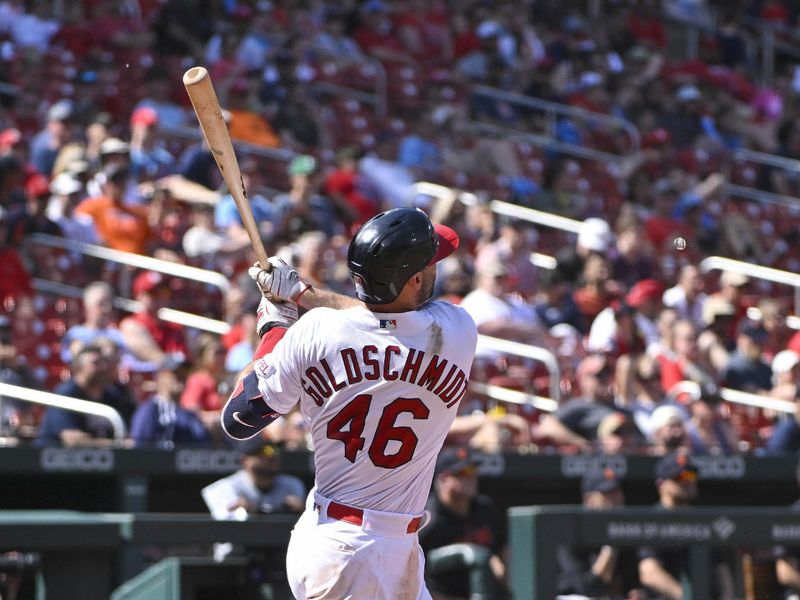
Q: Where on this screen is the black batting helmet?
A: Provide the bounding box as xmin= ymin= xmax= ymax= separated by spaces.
xmin=347 ymin=208 xmax=459 ymax=304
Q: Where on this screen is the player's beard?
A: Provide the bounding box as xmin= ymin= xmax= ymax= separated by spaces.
xmin=417 ymin=266 xmax=436 ymax=305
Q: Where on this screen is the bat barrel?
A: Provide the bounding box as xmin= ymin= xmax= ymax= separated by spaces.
xmin=183 ymin=66 xmax=209 ymax=86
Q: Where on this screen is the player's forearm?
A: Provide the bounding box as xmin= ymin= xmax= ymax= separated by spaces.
xmin=298 ymin=287 xmax=360 ymax=310
xmin=591 ymin=545 xmax=618 ymax=583
xmin=639 ymin=559 xmax=682 ymax=600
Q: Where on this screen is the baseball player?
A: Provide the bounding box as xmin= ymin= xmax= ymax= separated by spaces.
xmin=220 ymin=207 xmax=478 ymax=599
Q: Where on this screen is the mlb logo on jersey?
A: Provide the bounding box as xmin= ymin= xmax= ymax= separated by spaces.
xmin=379 ymin=319 xmax=397 ymax=330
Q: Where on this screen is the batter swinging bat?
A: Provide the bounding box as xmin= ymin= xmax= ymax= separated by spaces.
xmin=183 ymin=66 xmax=270 ymax=270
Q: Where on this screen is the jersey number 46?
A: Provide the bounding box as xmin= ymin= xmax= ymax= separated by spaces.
xmin=326 ymin=395 xmax=429 ymax=469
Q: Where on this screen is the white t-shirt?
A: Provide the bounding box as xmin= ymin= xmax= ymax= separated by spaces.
xmin=202 ymin=469 xmax=306 ymax=520
xmin=254 ymin=301 xmax=477 ymax=515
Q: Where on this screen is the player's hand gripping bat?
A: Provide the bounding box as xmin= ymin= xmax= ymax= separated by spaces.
xmin=183 ymin=66 xmax=270 ymax=271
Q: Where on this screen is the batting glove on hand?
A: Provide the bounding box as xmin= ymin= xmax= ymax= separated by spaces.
xmin=256 ymin=296 xmax=298 ymax=337
xmin=248 ymin=258 xmax=311 ymax=303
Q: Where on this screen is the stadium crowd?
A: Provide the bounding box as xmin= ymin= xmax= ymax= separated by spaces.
xmin=0 ymin=0 xmax=799 ymax=462
xmin=1 ymin=1 xmax=800 ymax=599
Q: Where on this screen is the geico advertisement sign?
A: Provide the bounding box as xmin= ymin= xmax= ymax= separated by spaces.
xmin=693 ymin=456 xmax=745 ymax=479
xmin=40 ymin=448 xmax=114 ymax=472
xmin=561 ymin=455 xmax=628 ymax=478
xmin=175 ymin=449 xmax=240 ymax=473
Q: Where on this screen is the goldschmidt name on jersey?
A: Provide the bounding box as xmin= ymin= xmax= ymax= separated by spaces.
xmin=300 ymin=346 xmax=469 ymax=409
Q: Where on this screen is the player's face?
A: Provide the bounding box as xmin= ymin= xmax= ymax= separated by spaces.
xmin=245 ymin=455 xmax=279 ymax=492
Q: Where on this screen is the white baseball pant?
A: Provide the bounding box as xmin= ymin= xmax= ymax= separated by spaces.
xmin=286 ymin=489 xmax=433 ymax=600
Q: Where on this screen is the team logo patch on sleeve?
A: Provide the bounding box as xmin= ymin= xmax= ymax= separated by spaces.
xmin=379 ymin=319 xmax=397 ymax=330
xmin=255 ymin=358 xmax=274 ymax=379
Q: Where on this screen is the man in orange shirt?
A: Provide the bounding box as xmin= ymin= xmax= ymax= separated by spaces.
xmin=75 ymin=163 xmax=152 ymax=254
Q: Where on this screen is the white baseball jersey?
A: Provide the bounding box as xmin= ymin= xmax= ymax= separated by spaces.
xmin=254 ymin=301 xmax=477 ymax=515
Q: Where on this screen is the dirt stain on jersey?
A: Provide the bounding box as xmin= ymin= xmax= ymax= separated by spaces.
xmin=427 ymin=323 xmax=443 ymax=356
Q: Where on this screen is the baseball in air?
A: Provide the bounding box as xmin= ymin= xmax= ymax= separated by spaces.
xmin=674 ymin=237 xmax=687 ymax=251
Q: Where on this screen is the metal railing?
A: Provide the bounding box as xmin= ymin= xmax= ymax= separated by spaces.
xmin=476 ymin=335 xmax=561 ymax=404
xmin=413 ymin=181 xmax=583 ymax=234
xmin=24 ymin=234 xmax=231 ymax=294
xmin=699 ymin=255 xmax=800 ymax=315
xmin=0 ymin=382 xmax=126 ymax=442
xmin=469 ymin=85 xmax=641 ymax=153
xmin=724 ymin=148 xmax=800 ymax=208
xmin=469 ymin=382 xmax=558 ymax=413
xmin=667 ymin=379 xmax=795 ymax=415
xmin=31 ymin=279 xmax=232 ymax=336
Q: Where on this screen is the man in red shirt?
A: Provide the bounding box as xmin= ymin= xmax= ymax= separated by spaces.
xmin=0 ymin=206 xmax=32 ymax=302
xmin=120 ymin=270 xmax=188 ymax=370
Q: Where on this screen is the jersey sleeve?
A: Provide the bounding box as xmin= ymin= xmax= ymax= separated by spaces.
xmin=253 ymin=317 xmax=309 ymax=414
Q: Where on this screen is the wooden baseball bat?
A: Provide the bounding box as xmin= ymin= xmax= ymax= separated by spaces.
xmin=182 ymin=66 xmax=270 ymax=270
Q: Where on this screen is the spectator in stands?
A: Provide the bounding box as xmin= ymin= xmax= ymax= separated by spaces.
xmin=202 ymin=441 xmax=305 ymax=519
xmin=128 ymin=107 xmax=175 ymax=181
xmin=446 ymin=405 xmax=532 ymax=454
xmin=662 ymin=265 xmax=708 ymax=330
xmin=475 ymin=218 xmax=539 ymax=299
xmin=625 ymin=353 xmax=667 ymax=434
xmin=214 ymin=157 xmax=277 ymax=245
xmin=47 ymin=173 xmax=96 ymax=245
xmin=573 ymin=253 xmax=619 ymax=325
xmin=36 ymin=344 xmax=134 ymax=447
xmin=180 ymin=333 xmax=227 ymax=437
xmin=770 ymin=350 xmax=800 ymax=403
xmin=556 ymin=469 xmax=643 ymax=598
xmin=612 ymin=216 xmax=659 ymax=287
xmin=710 ymin=271 xmax=749 ymax=324
xmin=697 ymin=296 xmax=737 ymax=374
xmin=459 ymin=258 xmax=548 ymax=354
xmin=60 ymin=281 xmax=127 ymax=364
xmin=588 ymin=279 xmax=663 ymax=355
xmin=29 ymin=100 xmax=75 ymax=176
xmin=358 ymin=133 xmax=415 ymax=210
xmin=120 ymin=271 xmax=188 ymax=370
xmin=0 ymin=316 xmax=37 ymax=439
xmin=556 ymin=217 xmax=614 ymax=284
xmin=419 ymin=447 xmax=510 ymax=600
xmin=5 ymin=174 xmax=62 ymax=245
xmin=0 ymin=207 xmax=33 ymax=301
xmin=657 ymin=319 xmax=718 ymax=400
xmin=75 ymin=163 xmax=153 ymax=255
xmin=323 ymin=146 xmax=378 ymax=230
xmin=532 ymin=267 xmax=585 ymax=332
xmin=722 ymin=320 xmax=773 ymax=393
xmin=130 ymin=366 xmax=210 ymax=448
xmin=536 ymin=354 xmax=621 ymax=452
xmin=638 ymin=452 xmax=734 ymax=600
xmin=134 ymin=67 xmax=189 ymax=128
xmin=684 ymin=393 xmax=740 ymax=456
xmin=647 ymin=405 xmax=691 ymax=455
xmin=273 ymin=155 xmax=341 ymax=239
xmin=758 ymin=298 xmax=792 ymax=362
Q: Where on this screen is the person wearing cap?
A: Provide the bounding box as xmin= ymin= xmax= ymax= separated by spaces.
xmin=764 ymin=351 xmax=800 ymax=456
xmin=612 ymin=217 xmax=660 ymax=288
xmin=532 ymin=267 xmax=586 ymax=332
xmin=4 ymin=173 xmax=63 ymax=246
xmin=47 ymin=172 xmax=96 ymax=245
xmin=29 ymin=99 xmax=76 ymax=176
xmin=75 ymin=163 xmax=152 ymax=254
xmin=721 ymin=319 xmax=772 ymax=393
xmin=273 ymin=154 xmax=342 ymax=239
xmin=119 ymin=271 xmax=188 ymax=370
xmin=202 ymin=440 xmax=305 ymax=519
xmin=573 ymin=253 xmax=622 ymax=326
xmin=556 ymin=469 xmax=642 ymax=599
xmin=662 ymin=265 xmax=709 ymax=331
xmin=537 ymin=354 xmax=624 ymax=452
xmin=554 ymin=217 xmax=614 ymax=284
xmin=587 ymin=278 xmax=663 ymax=355
xmin=638 ymin=452 xmax=734 ymax=600
xmin=419 ymin=447 xmax=510 ymax=600
xmin=758 ymin=298 xmax=793 ymax=362
xmin=696 ymin=296 xmax=737 ymax=374
xmin=129 ymin=106 xmax=175 ymax=181
xmin=647 ymin=404 xmax=691 ymax=455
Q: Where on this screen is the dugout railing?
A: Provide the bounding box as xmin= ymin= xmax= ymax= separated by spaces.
xmin=509 ymin=505 xmax=800 ymax=600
